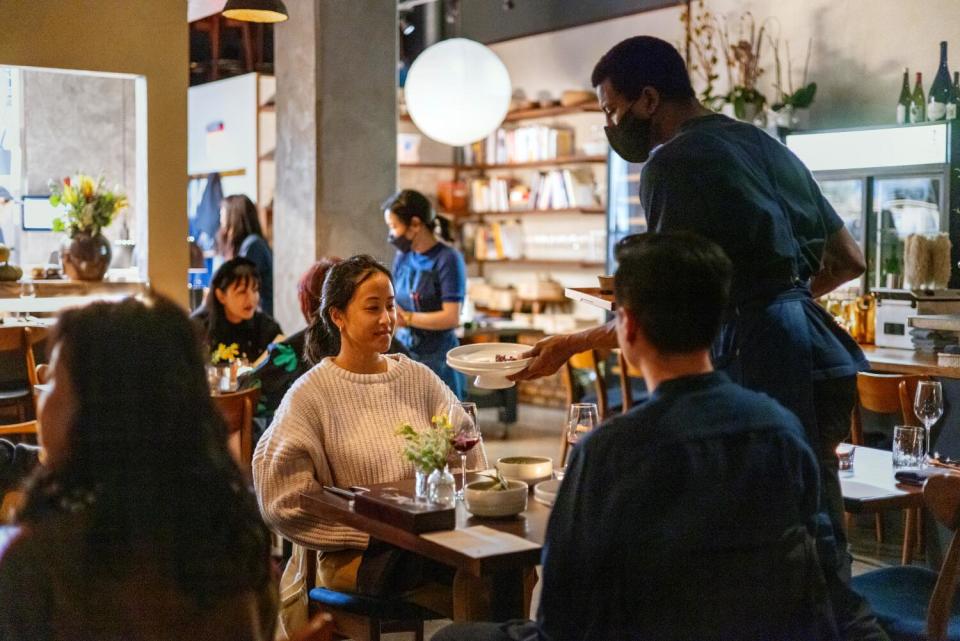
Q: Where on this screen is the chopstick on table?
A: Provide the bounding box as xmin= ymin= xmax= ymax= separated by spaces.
xmin=322 ymin=485 xmax=356 ymax=500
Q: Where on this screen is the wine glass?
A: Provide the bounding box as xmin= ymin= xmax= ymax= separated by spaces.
xmin=449 ymin=401 xmax=480 ymax=500
xmin=914 ymin=380 xmax=943 ymax=464
xmin=564 ymin=403 xmax=599 ymax=467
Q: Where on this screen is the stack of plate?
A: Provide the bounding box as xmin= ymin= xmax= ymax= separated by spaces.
xmin=446 ymin=343 xmax=531 ymax=389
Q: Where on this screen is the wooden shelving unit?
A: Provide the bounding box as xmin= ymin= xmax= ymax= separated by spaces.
xmin=475 ymin=258 xmax=605 ymax=268
xmin=400 ymin=102 xmax=601 ymax=124
xmin=399 ymin=99 xmax=609 ymax=283
xmin=399 ymin=155 xmax=606 ymax=172
xmin=461 ymin=207 xmax=604 ymax=220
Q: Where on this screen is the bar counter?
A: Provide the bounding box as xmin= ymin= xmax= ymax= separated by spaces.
xmin=862 ymin=345 xmax=960 ymax=378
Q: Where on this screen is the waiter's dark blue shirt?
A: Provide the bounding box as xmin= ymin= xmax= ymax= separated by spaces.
xmin=639 ymin=114 xmax=867 ymax=431
xmin=537 ymin=372 xmax=834 ymax=641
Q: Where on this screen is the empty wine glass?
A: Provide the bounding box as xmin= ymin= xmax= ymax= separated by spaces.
xmin=564 ymin=403 xmax=599 ymax=466
xmin=449 ymin=401 xmax=480 ymax=500
xmin=914 ymin=380 xmax=943 ymax=464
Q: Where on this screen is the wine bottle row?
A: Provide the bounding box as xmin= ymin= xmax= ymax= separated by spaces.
xmin=897 ymin=41 xmax=959 ymax=124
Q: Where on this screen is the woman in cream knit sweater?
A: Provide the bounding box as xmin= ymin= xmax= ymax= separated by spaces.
xmin=252 ymin=255 xmax=486 ymax=628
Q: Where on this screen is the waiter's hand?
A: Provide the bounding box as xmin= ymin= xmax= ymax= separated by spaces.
xmin=396 ymin=308 xmax=411 ymax=328
xmin=508 ymin=334 xmax=578 ymax=381
xmin=509 ymin=321 xmax=620 ymax=382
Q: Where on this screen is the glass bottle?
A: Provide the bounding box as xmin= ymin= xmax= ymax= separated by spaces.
xmin=428 ymin=465 xmax=456 ymax=507
xmin=911 ymin=72 xmax=926 ymax=123
xmin=897 ymin=67 xmax=911 ymax=124
xmin=928 ymin=41 xmax=952 ymax=121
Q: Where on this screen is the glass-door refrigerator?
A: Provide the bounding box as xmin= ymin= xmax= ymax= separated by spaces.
xmin=605 ymin=151 xmax=646 ymax=272
xmin=785 ymin=121 xmax=960 ymax=294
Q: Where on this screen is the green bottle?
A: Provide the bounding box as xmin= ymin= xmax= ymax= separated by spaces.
xmin=897 ymin=68 xmax=911 ymax=123
xmin=911 ymin=71 xmax=926 ymax=123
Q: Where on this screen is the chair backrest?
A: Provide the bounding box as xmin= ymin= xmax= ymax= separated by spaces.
xmin=0 ymin=421 xmax=38 ymax=522
xmin=0 ymin=420 xmax=37 ymax=439
xmin=924 ymin=474 xmax=960 ymax=640
xmin=289 ymin=613 xmax=335 ymax=641
xmin=0 ymin=326 xmax=45 ymax=387
xmin=212 ymin=387 xmax=260 ymax=481
xmin=851 ymin=372 xmax=925 ymax=445
xmin=617 ymin=351 xmax=643 ymax=413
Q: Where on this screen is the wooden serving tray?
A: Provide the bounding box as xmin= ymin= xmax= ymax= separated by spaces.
xmin=353 ymin=483 xmax=455 ymax=533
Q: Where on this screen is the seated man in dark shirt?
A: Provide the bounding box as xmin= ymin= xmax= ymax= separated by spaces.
xmin=434 ymin=232 xmax=837 ymax=641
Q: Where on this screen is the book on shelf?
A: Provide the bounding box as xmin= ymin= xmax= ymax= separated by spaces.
xmin=467 ymin=169 xmax=598 ymax=213
xmin=468 ymin=220 xmax=523 ymax=261
xmin=463 ymin=124 xmax=576 ymax=166
xmin=529 ymin=168 xmax=598 ymax=210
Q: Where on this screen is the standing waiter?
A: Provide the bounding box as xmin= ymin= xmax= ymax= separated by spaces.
xmin=511 ymin=36 xmax=884 ymax=640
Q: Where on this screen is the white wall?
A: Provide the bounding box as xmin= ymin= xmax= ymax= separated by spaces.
xmin=491 ymin=0 xmax=960 ymax=130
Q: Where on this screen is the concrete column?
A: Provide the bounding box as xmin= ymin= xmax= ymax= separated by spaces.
xmin=274 ymin=0 xmax=397 ymax=332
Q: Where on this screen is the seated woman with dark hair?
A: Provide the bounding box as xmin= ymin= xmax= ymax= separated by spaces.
xmin=253 ymin=255 xmax=485 ymax=631
xmin=241 ymin=257 xmax=408 ymax=432
xmin=192 ymin=256 xmax=283 ymax=363
xmin=0 ymin=295 xmax=276 ymax=641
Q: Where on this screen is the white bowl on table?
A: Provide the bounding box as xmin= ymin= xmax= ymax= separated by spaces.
xmin=497 ymin=456 xmax=553 ymax=486
xmin=446 ymin=343 xmax=531 ymax=389
xmin=464 ymin=479 xmax=529 ymax=518
xmin=533 ymin=479 xmax=561 ymax=507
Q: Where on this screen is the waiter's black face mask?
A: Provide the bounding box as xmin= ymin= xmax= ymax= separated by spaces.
xmin=604 ymin=98 xmax=653 ymax=163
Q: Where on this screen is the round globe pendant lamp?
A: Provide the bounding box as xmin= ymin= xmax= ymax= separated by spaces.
xmin=404 ymin=37 xmax=512 ymax=147
xmin=222 ymin=0 xmax=289 ymax=23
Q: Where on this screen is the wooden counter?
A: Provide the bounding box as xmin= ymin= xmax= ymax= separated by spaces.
xmin=862 ymin=345 xmax=960 ymax=378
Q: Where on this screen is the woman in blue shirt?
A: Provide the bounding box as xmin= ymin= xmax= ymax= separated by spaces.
xmin=383 ymin=189 xmax=466 ymax=398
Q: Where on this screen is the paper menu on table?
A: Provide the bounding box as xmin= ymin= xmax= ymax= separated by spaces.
xmin=421 ymin=526 xmax=540 ymax=559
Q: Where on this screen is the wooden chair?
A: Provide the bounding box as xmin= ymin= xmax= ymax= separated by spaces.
xmin=851 ymin=372 xmax=925 ymax=564
xmin=212 ymin=387 xmax=260 ymax=481
xmin=0 ymin=420 xmax=38 ymax=522
xmin=289 ymin=613 xmax=335 ymax=641
xmin=851 ymin=473 xmax=960 ymax=640
xmin=617 ymin=351 xmax=644 ymax=413
xmin=302 ymin=544 xmax=438 ymax=641
xmin=0 ymin=326 xmax=47 ymax=422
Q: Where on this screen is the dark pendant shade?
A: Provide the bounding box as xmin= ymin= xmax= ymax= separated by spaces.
xmin=222 ymin=0 xmax=289 ymax=23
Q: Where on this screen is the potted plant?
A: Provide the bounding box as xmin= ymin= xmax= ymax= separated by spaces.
xmin=718 ymin=13 xmax=771 ymax=123
xmin=769 ymin=35 xmax=817 ymax=130
xmin=209 ymin=342 xmax=241 ymax=393
xmin=397 ymin=414 xmax=455 ymax=500
xmin=49 ymin=173 xmax=127 ymax=281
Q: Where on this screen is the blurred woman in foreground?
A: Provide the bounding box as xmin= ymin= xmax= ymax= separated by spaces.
xmin=0 ymin=295 xmax=276 ymax=641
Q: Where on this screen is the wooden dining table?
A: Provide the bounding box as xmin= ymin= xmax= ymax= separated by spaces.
xmin=840 ymin=445 xmax=935 ymax=564
xmin=300 ymin=475 xmax=550 ymax=622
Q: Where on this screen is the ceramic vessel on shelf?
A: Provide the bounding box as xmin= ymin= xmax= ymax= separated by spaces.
xmin=61 ymin=232 xmax=111 ymax=281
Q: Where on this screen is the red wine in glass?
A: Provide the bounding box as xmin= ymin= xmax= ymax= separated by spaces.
xmin=452 ymin=435 xmax=480 ymax=453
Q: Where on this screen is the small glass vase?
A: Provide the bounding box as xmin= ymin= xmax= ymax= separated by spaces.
xmin=414 ymin=468 xmax=430 ymax=501
xmin=428 ymin=465 xmax=456 ymax=507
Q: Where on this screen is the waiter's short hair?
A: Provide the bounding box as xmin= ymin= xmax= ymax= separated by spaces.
xmin=614 ymin=232 xmax=731 ymax=353
xmin=591 ymin=36 xmax=695 ymax=101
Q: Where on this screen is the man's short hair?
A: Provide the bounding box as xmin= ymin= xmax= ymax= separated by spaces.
xmin=591 ymin=36 xmax=695 ymax=102
xmin=614 ymin=232 xmax=732 ymax=353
